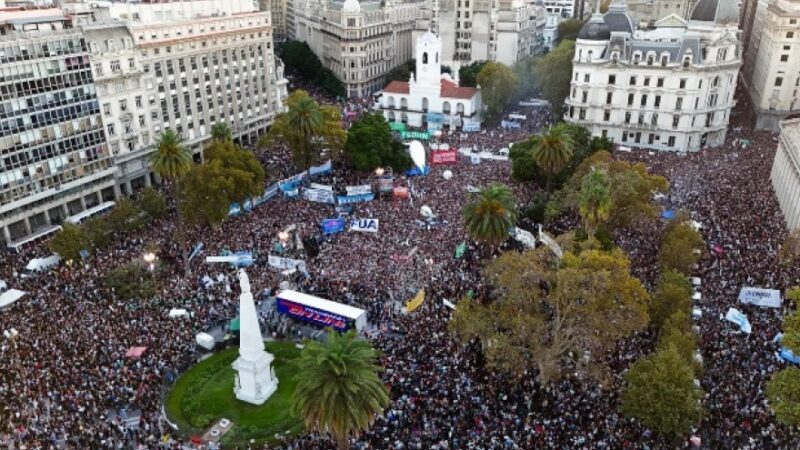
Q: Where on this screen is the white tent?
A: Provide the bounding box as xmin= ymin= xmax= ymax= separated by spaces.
xmin=25 ymin=255 xmax=60 ymax=271
xmin=195 ymin=332 xmax=215 ymax=350
xmin=0 ymin=289 xmax=26 ymax=310
xmin=168 ymin=308 xmax=190 ymax=319
xmin=406 ymin=140 xmax=426 ymax=169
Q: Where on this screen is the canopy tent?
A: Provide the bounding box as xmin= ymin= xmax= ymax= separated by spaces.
xmin=168 ymin=308 xmax=189 ymax=319
xmin=25 ymin=254 xmax=60 ymax=271
xmin=195 ymin=332 xmax=215 ymax=350
xmin=0 ymin=289 xmax=26 ymax=310
xmin=124 ymin=346 xmax=147 ymax=359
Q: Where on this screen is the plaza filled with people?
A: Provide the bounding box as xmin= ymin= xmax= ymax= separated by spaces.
xmin=1 ymin=88 xmax=799 ymax=450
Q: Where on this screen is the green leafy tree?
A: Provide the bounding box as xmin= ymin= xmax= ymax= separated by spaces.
xmin=150 ymin=129 xmax=193 ymax=275
xmin=344 ymin=113 xmax=412 ymax=172
xmin=137 ymin=187 xmax=167 ymax=220
xmin=452 ymin=244 xmax=650 ymax=383
xmin=107 ymin=198 xmax=146 ymax=233
xmin=660 ymin=213 xmax=705 ymax=276
xmin=578 ymin=168 xmax=611 ymax=237
xmin=767 ymin=367 xmax=800 ymax=426
xmin=463 ymin=183 xmax=518 ymax=247
xmin=386 ymin=59 xmax=415 ymax=82
xmin=204 ymin=139 xmax=266 ymax=206
xmin=650 ymin=270 xmax=692 ymax=331
xmin=180 ymin=160 xmax=236 ymax=228
xmin=533 ymin=124 xmax=575 ymax=176
xmin=262 ymin=90 xmax=345 ymax=169
xmin=458 ymin=61 xmax=489 ymax=87
xmin=657 ymin=311 xmax=699 ymax=372
xmin=620 ymin=345 xmax=703 ymax=436
xmin=780 ymin=229 xmax=800 ymax=266
xmin=477 ymin=62 xmax=518 ymax=122
xmin=783 ymin=287 xmax=800 ymax=352
xmin=557 ymin=19 xmax=585 ymax=42
xmin=278 ymin=41 xmax=344 ymax=98
xmin=292 ymin=330 xmax=390 ymax=450
xmin=84 ymin=217 xmax=113 ymax=248
xmin=533 ymin=40 xmax=574 ymax=117
xmin=104 ymin=262 xmax=157 ymax=300
xmin=210 ymin=122 xmax=232 ymax=142
xmin=49 ymin=223 xmax=91 ymax=261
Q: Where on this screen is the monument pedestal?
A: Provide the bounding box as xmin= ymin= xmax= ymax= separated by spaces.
xmin=232 ymin=351 xmax=278 ymax=405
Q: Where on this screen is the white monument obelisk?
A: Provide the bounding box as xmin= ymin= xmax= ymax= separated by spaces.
xmin=232 ymin=269 xmax=278 ymax=405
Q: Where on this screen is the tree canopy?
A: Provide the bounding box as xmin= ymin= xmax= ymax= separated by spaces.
xmin=344 ymin=113 xmax=412 ymax=172
xmin=477 ymin=62 xmax=517 ymax=122
xmin=578 ymin=168 xmax=611 ymax=237
xmin=557 ymin=19 xmax=585 ymax=42
xmin=292 ymin=330 xmax=389 ymax=450
xmin=767 ymin=292 xmax=800 ymax=426
xmin=278 ymin=41 xmax=345 ymax=98
xmin=180 ymin=160 xmax=237 ymax=228
xmin=649 ymin=270 xmax=693 ymax=331
xmin=451 ymin=243 xmax=650 ymax=383
xmin=462 ymin=183 xmax=518 ymax=247
xmin=210 ymin=122 xmax=232 ymax=142
xmin=532 ymin=40 xmax=574 ymax=117
xmin=261 ymin=90 xmax=346 ymax=169
xmin=49 ymin=223 xmax=91 ymax=261
xmin=204 ymin=139 xmax=266 ymax=206
xmin=620 ymin=344 xmax=703 ymax=436
xmin=659 ymin=212 xmax=705 ymax=276
xmin=458 ymin=61 xmax=489 ymax=87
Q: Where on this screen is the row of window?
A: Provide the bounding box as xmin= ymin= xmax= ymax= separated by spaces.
xmin=0 ymin=37 xmax=86 ymax=64
xmin=0 ymin=100 xmax=100 ymax=137
xmin=0 ymin=85 xmax=95 ymax=121
xmin=0 ymin=69 xmax=95 ymax=100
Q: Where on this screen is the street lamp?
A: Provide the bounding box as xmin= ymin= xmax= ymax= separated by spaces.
xmin=374 ymin=167 xmax=385 ymax=177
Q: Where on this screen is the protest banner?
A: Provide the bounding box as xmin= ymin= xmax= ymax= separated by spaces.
xmin=345 ymin=185 xmax=373 ymax=196
xmin=268 ymin=255 xmax=308 ymax=273
xmin=308 ymin=160 xmax=332 ymax=176
xmin=321 ymin=218 xmax=346 ymax=234
xmin=405 ymin=289 xmax=425 ymax=313
xmin=350 ymin=218 xmax=379 ymax=233
xmin=738 ymin=287 xmax=782 ymax=308
xmin=725 ymin=307 xmax=752 ymax=334
xmin=393 ymin=187 xmax=409 ymax=199
xmin=378 ymin=176 xmax=395 ymax=193
xmin=303 ymin=188 xmax=335 ymax=204
xmin=430 ymin=149 xmax=459 ymax=165
xmin=336 ymin=193 xmax=375 ymax=205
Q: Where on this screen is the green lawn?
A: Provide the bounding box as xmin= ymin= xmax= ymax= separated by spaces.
xmin=165 ymin=341 xmax=304 ymax=444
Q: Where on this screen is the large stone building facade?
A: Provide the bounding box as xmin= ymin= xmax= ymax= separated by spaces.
xmin=627 ymin=0 xmax=696 ymax=28
xmin=0 ymin=9 xmax=116 ymax=246
xmin=413 ymin=0 xmax=547 ymax=67
xmin=772 ymin=118 xmax=800 ymax=231
xmin=289 ymin=0 xmax=422 ymax=97
xmin=1 ymin=0 xmax=288 ymax=248
xmin=565 ymin=0 xmax=740 ymax=152
xmin=741 ymin=0 xmax=800 ymax=130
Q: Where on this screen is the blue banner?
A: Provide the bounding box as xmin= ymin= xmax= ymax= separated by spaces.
xmin=233 ymin=251 xmax=253 ymax=267
xmin=228 ymin=203 xmax=242 ymax=216
xmin=309 ymin=160 xmax=332 ymax=176
xmin=189 ymin=242 xmax=204 ymax=261
xmin=336 ymin=193 xmax=375 ymax=205
xmin=501 ymin=120 xmax=522 ymax=129
xmin=335 ymin=205 xmax=353 ymax=216
xmin=463 ymin=122 xmax=481 ymax=132
xmin=405 ymin=166 xmax=430 ymax=177
xmin=321 ymin=218 xmax=346 ymax=234
xmin=427 ymin=112 xmax=445 ymax=123
xmin=279 ymin=171 xmax=308 ymax=192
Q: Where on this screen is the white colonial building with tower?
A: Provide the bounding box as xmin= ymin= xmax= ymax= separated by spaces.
xmin=377 ymin=31 xmax=481 ymax=129
xmin=565 ymin=0 xmax=741 ymax=152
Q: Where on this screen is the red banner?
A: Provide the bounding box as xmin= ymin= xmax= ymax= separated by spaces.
xmin=430 ymin=149 xmax=458 ymax=165
xmin=393 ymin=187 xmax=409 ymax=199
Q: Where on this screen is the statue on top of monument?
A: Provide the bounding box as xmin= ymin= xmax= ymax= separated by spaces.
xmin=238 ymin=268 xmax=251 ymax=294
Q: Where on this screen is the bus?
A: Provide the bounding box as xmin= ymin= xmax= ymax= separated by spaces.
xmin=275 ymin=290 xmax=367 ymax=332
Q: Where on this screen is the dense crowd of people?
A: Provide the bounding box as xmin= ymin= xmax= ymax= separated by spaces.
xmin=1 ymin=87 xmax=799 ymax=450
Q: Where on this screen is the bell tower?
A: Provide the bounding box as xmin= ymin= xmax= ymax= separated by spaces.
xmin=415 ymin=31 xmax=442 ymax=89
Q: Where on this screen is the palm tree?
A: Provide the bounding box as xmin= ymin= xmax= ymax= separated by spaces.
xmin=292 ymin=330 xmax=389 ymax=450
xmin=288 ymin=95 xmax=323 ymax=169
xmin=150 ymin=129 xmax=192 ymax=275
xmin=579 ymin=168 xmax=611 ymax=237
xmin=210 ymin=122 xmax=232 ymax=142
xmin=532 ymin=124 xmax=575 ymax=190
xmin=463 ymin=183 xmax=518 ymax=247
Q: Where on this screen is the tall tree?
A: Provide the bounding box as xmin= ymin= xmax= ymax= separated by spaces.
xmin=649 ymin=270 xmax=693 ymax=331
xmin=578 ymin=168 xmax=611 ymax=237
xmin=458 ymin=60 xmax=489 ymax=87
xmin=462 ymin=183 xmax=518 ymax=247
xmin=292 ymin=330 xmax=390 ymax=450
xmin=660 ymin=214 xmax=705 ymax=276
xmin=210 ymin=122 xmax=232 ymax=142
xmin=476 ymin=62 xmax=518 ymax=122
xmin=657 ymin=311 xmax=699 ymax=371
xmin=204 ymin=139 xmax=266 ymax=207
xmin=344 ymin=113 xmax=412 ymax=171
xmin=106 ymin=198 xmax=146 ymax=233
xmin=451 ymin=244 xmax=650 ymax=383
xmin=557 ymin=19 xmax=585 ymax=42
xmin=150 ymin=129 xmax=193 ymax=275
xmin=179 ymin=160 xmax=237 ymax=228
xmin=533 ymin=124 xmax=575 ymax=176
xmin=49 ymin=223 xmax=91 ymax=261
xmin=620 ymin=345 xmax=704 ymax=436
xmin=533 ymin=40 xmax=574 ymax=117
xmin=261 ymin=90 xmax=345 ymax=169
xmin=767 ymin=291 xmax=800 ymax=426
xmin=137 ymin=187 xmax=167 ymax=220
xmin=386 ymin=59 xmax=415 ymax=82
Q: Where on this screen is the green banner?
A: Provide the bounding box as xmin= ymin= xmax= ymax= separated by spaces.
xmin=229 ymin=317 xmax=240 ymax=332
xmin=400 ymin=130 xmax=430 ymax=141
xmin=389 ymin=122 xmax=407 ymax=132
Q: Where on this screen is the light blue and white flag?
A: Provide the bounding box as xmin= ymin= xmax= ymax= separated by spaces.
xmin=725 ymin=307 xmax=752 ymax=334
